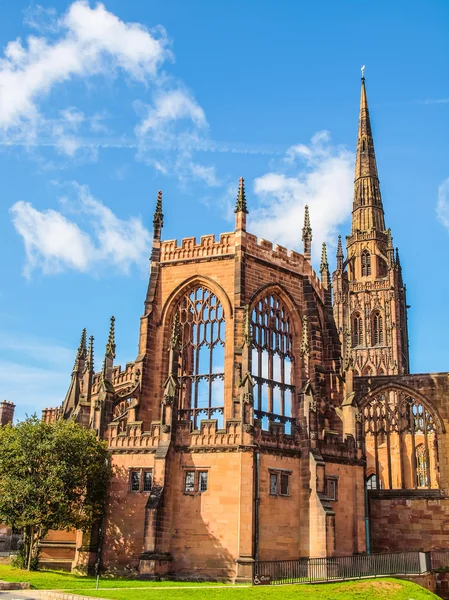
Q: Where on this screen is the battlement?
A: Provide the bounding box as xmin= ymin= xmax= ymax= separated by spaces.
xmin=42 ymin=407 xmax=59 ymax=424
xmin=160 ymin=232 xmax=235 ymax=263
xmin=245 ymin=233 xmax=325 ymax=301
xmin=0 ymin=400 xmax=15 ymax=425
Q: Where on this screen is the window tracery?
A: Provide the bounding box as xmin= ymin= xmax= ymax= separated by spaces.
xmin=352 ymin=313 xmax=363 ymax=347
xmin=372 ymin=311 xmax=384 ymax=346
xmin=251 ymin=294 xmax=295 ymax=434
xmin=363 ymin=389 xmax=438 ymax=491
xmin=112 ymin=398 xmax=135 ymax=434
xmin=361 ymin=250 xmax=371 ymax=276
xmin=176 ymin=286 xmax=225 ymax=429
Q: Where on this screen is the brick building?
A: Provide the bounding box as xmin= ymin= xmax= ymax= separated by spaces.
xmin=37 ymin=75 xmax=449 ymax=579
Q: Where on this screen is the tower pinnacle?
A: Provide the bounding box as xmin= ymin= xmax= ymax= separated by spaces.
xmin=336 ymin=235 xmax=344 ymax=271
xmin=235 ymin=177 xmax=248 ymax=214
xmin=302 ymin=205 xmax=312 ymax=261
xmin=153 ymin=190 xmax=164 ymax=228
xmin=235 ymin=177 xmax=248 ymax=231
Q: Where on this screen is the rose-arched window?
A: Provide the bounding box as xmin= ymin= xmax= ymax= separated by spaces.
xmin=363 ymin=389 xmax=439 ymax=491
xmin=361 ymin=250 xmax=371 ymax=276
xmin=176 ymin=286 xmax=225 ymax=429
xmin=251 ymin=294 xmax=295 ymax=434
xmin=352 ymin=313 xmax=363 ymax=347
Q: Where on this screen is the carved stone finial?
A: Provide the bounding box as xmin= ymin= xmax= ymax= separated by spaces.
xmin=243 ymin=304 xmax=252 ymax=347
xmin=300 ymin=315 xmax=310 ymax=358
xmin=170 ymin=313 xmax=180 ymax=350
xmin=336 ymin=235 xmax=344 ymax=270
xmin=344 ymin=329 xmax=354 ymax=371
xmin=234 ymin=177 xmax=248 ymax=214
xmin=153 ymin=190 xmax=164 ymax=227
xmin=83 ymin=335 xmax=95 ymax=374
xmin=105 ymin=316 xmax=116 ymax=360
xmin=320 ymin=242 xmax=329 ymax=273
xmin=78 ymin=328 xmax=87 ymax=359
xmin=302 ymin=205 xmax=312 ymax=241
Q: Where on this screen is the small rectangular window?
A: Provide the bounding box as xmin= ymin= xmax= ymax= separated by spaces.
xmin=185 ymin=471 xmax=195 ymax=493
xmin=325 ymin=477 xmax=338 ymax=501
xmin=270 ymin=473 xmax=278 ymax=496
xmin=130 ymin=470 xmax=140 ymax=492
xmin=198 ymin=471 xmax=208 ymax=492
xmin=143 ymin=471 xmax=152 ymax=492
xmin=280 ymin=474 xmax=289 ymax=496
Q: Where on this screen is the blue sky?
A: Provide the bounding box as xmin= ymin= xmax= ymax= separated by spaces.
xmin=0 ymin=0 xmax=447 ymax=420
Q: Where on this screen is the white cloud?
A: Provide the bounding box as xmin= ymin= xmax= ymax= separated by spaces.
xmin=136 ymin=89 xmax=206 ymax=137
xmin=250 ymin=131 xmax=354 ymax=260
xmin=135 ymin=89 xmax=220 ymax=187
xmin=436 ymin=177 xmax=449 ymax=230
xmin=10 ymin=183 xmax=151 ymax=277
xmin=0 ymin=1 xmax=170 ymax=132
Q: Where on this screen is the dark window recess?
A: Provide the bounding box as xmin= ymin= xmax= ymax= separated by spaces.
xmin=198 ymin=471 xmax=208 ymax=492
xmin=130 ymin=471 xmax=140 ymax=492
xmin=325 ymin=477 xmax=338 ymax=501
xmin=280 ymin=474 xmax=289 ymax=496
xmin=143 ymin=471 xmax=152 ymax=492
xmin=185 ymin=471 xmax=195 ymax=493
xmin=270 ymin=473 xmax=278 ymax=495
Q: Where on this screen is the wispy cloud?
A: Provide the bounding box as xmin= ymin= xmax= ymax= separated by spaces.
xmin=436 ymin=177 xmax=449 ymax=231
xmin=250 ymin=131 xmax=354 ymax=261
xmin=10 ymin=182 xmax=151 ymax=277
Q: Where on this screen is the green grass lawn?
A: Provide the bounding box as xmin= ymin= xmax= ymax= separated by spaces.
xmin=0 ymin=565 xmax=440 ymax=599
xmin=64 ymin=579 xmax=439 ymax=599
xmin=0 ymin=564 xmax=227 ymax=589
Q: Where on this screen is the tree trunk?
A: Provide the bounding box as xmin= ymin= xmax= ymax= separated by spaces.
xmin=27 ymin=524 xmax=34 ymax=571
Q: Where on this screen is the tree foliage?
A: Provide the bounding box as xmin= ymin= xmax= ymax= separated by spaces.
xmin=0 ymin=416 xmax=110 ymax=569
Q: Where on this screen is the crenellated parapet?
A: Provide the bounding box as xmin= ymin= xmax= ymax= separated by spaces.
xmin=160 ymin=233 xmax=235 ymax=263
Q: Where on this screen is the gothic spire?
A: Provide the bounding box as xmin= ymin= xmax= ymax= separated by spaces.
xmin=336 ymin=235 xmax=344 ymax=271
xmin=105 ymin=316 xmax=116 ymax=360
xmin=153 ymin=190 xmax=163 ymax=228
xmin=302 ymin=205 xmax=312 ymax=261
xmin=352 ymin=71 xmax=386 ymax=234
xmin=235 ymin=177 xmax=248 ymax=214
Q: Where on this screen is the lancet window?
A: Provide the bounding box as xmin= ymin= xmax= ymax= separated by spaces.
xmin=251 ymin=294 xmax=295 ymax=435
xmin=176 ymin=286 xmax=225 ymax=429
xmin=372 ymin=311 xmax=384 ymax=346
xmin=363 ymin=389 xmax=439 ymax=491
xmin=361 ymin=250 xmax=371 ymax=276
xmin=352 ymin=313 xmax=363 ymax=347
xmin=416 ymin=444 xmax=429 ymax=488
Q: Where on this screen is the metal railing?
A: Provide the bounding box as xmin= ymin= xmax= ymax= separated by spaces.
xmin=0 ymin=534 xmax=22 ymax=554
xmin=430 ymin=549 xmax=449 ymax=570
xmin=253 ymin=551 xmax=431 ymax=585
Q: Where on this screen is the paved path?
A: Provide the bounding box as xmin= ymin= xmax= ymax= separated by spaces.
xmin=0 ymin=593 xmax=42 ymax=600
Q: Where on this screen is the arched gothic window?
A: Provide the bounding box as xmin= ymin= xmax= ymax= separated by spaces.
xmin=251 ymin=294 xmax=295 ymax=435
xmin=352 ymin=313 xmax=363 ymax=347
xmin=361 ymin=250 xmax=371 ymax=276
xmin=366 ymin=474 xmax=381 ymax=490
xmin=416 ymin=444 xmax=429 ymax=488
xmin=363 ymin=389 xmax=438 ymax=490
xmin=372 ymin=311 xmax=384 ymax=346
xmin=176 ymin=286 xmax=225 ymax=429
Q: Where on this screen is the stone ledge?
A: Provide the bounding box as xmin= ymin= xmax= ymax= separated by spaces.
xmin=0 ymin=580 xmax=30 ymax=590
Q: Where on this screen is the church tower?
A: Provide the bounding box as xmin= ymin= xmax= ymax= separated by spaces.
xmin=333 ymin=73 xmax=409 ymax=376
